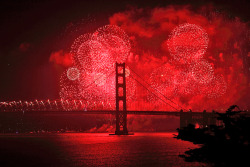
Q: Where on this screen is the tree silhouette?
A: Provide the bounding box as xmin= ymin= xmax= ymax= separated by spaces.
xmin=177 ymin=105 xmax=250 ymax=166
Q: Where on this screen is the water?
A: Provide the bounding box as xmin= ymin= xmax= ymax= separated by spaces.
xmin=0 ymin=133 xmax=209 ymax=167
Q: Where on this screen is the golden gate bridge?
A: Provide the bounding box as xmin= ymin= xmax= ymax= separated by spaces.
xmin=0 ymin=63 xmax=219 ymax=135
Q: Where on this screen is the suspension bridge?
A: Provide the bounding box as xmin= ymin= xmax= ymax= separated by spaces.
xmin=0 ymin=63 xmax=219 ymax=135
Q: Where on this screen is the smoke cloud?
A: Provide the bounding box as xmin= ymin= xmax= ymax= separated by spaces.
xmin=109 ymin=5 xmax=249 ymax=111
xmin=49 ymin=50 xmax=73 ymax=67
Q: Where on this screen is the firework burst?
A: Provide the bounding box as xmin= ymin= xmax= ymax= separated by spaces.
xmin=60 ymin=25 xmax=132 ymax=102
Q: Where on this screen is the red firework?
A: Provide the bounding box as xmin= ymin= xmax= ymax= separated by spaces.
xmin=60 ymin=25 xmax=133 ymax=102
xmin=167 ymin=23 xmax=209 ymax=63
xmin=67 ymin=67 xmax=80 ymax=81
xmin=189 ymin=60 xmax=214 ymax=84
xmin=60 ymin=22 xmax=227 ymax=111
xmin=149 ymin=63 xmax=179 ymax=101
xmin=92 ymin=25 xmax=131 ymax=63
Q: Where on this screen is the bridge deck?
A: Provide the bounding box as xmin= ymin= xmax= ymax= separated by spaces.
xmin=0 ymin=110 xmax=217 ymax=116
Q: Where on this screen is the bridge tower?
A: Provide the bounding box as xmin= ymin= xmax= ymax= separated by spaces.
xmin=115 ymin=62 xmax=128 ymax=135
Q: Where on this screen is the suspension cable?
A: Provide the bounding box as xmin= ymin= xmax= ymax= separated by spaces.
xmin=127 ymin=65 xmax=188 ymax=111
xmin=129 ymin=74 xmax=179 ymax=111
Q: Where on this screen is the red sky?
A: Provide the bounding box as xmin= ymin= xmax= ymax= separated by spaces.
xmin=49 ymin=4 xmax=249 ymax=111
xmin=0 ymin=0 xmax=249 ymax=111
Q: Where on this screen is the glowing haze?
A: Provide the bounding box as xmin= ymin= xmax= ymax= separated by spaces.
xmin=108 ymin=5 xmax=249 ymax=111
xmin=52 ymin=5 xmax=249 ymax=111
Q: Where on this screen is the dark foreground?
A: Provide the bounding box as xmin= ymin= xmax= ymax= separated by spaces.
xmin=0 ymin=133 xmax=208 ymax=167
xmin=177 ymin=105 xmax=250 ymax=166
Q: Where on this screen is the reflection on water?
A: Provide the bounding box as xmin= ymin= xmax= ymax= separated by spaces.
xmin=0 ymin=133 xmax=208 ymax=167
